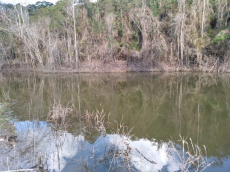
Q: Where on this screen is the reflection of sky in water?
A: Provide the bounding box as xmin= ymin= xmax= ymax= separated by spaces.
xmin=14 ymin=120 xmax=47 ymax=132
xmin=2 ymin=120 xmax=229 ymax=172
xmin=206 ymin=157 xmax=230 ymax=172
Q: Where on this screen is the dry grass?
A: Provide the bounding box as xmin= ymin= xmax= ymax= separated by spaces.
xmin=80 ymin=110 xmax=134 ymax=137
xmin=2 ymin=91 xmax=10 ymax=102
xmin=47 ymin=100 xmax=74 ymax=126
xmin=81 ymin=110 xmax=108 ymax=135
xmin=169 ymin=135 xmax=212 ymax=172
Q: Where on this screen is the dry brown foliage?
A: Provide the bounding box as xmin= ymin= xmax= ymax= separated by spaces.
xmin=169 ymin=135 xmax=212 ymax=172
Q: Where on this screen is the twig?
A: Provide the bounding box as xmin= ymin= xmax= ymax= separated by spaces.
xmin=135 ymin=148 xmax=157 ymax=164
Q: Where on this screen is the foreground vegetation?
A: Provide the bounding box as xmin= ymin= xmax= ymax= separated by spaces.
xmin=0 ymin=0 xmax=230 ymax=72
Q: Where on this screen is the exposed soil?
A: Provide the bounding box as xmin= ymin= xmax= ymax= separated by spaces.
xmin=1 ymin=60 xmax=230 ymax=73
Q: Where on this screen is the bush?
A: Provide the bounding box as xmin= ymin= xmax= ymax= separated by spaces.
xmin=212 ymin=29 xmax=230 ymax=44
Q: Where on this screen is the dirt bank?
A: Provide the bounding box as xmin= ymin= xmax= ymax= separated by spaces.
xmin=1 ymin=60 xmax=230 ymax=73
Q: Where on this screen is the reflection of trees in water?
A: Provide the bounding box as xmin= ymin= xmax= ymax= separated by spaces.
xmin=0 ymin=73 xmax=230 ymax=159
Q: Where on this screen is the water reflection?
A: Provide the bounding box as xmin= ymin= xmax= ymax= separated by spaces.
xmin=9 ymin=121 xmax=181 ymax=172
xmin=0 ymin=73 xmax=230 ymax=171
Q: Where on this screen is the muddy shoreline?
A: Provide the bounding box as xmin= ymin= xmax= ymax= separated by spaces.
xmin=0 ymin=60 xmax=230 ymax=73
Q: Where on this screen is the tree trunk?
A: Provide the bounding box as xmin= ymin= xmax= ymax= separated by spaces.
xmin=72 ymin=0 xmax=79 ymax=68
xmin=201 ymin=0 xmax=206 ymax=38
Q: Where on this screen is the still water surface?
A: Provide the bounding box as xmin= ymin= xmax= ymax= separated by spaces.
xmin=0 ymin=73 xmax=230 ymax=171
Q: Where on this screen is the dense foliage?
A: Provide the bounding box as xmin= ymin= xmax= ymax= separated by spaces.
xmin=0 ymin=0 xmax=230 ymax=71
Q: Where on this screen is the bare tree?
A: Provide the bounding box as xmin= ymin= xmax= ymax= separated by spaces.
xmin=201 ymin=0 xmax=206 ymax=38
xmin=72 ymin=0 xmax=80 ymax=68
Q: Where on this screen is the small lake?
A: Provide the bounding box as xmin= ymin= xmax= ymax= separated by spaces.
xmin=0 ymin=72 xmax=230 ymax=171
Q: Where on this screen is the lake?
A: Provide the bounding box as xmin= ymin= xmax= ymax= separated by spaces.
xmin=0 ymin=72 xmax=230 ymax=171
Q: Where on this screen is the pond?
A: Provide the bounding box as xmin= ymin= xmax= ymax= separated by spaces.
xmin=0 ymin=72 xmax=230 ymax=172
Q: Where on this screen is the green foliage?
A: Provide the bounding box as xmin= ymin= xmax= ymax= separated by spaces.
xmin=206 ymin=27 xmax=216 ymax=38
xmin=130 ymin=33 xmax=141 ymax=51
xmin=147 ymin=0 xmax=178 ymax=17
xmin=28 ymin=1 xmax=53 ymax=14
xmin=212 ymin=29 xmax=230 ymax=44
xmin=0 ymin=2 xmax=14 ymax=10
xmin=147 ymin=0 xmax=161 ymax=17
xmin=81 ymin=40 xmax=87 ymax=48
xmin=35 ymin=1 xmax=54 ymax=8
xmin=118 ymin=29 xmax=123 ymax=37
xmin=30 ymin=0 xmax=69 ymax=31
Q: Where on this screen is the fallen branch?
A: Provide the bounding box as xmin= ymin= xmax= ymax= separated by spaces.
xmin=136 ymin=148 xmax=157 ymax=164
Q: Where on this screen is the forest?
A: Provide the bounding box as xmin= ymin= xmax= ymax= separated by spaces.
xmin=0 ymin=0 xmax=230 ymax=72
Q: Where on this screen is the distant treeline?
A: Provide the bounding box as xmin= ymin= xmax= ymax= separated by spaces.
xmin=0 ymin=0 xmax=230 ymax=72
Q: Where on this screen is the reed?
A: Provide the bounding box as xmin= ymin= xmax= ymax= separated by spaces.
xmin=47 ymin=100 xmax=73 ymax=125
xmin=169 ymin=135 xmax=212 ymax=172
